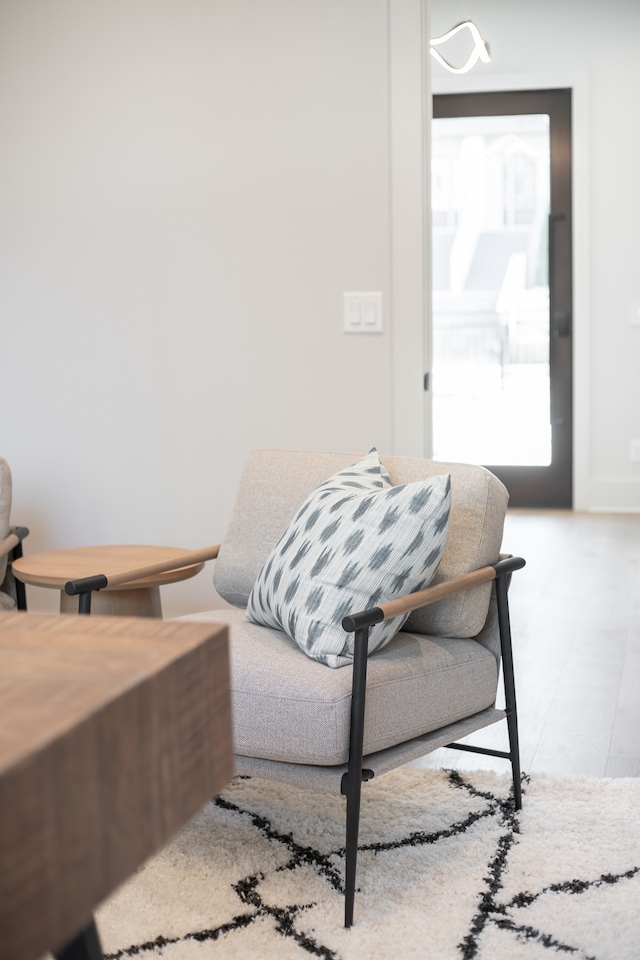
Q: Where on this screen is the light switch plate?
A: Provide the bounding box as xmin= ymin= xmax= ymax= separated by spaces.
xmin=343 ymin=292 xmax=383 ymax=333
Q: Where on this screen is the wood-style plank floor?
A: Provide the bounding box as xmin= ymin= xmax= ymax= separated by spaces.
xmin=413 ymin=510 xmax=640 ymax=780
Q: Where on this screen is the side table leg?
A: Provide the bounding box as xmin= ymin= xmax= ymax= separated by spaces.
xmin=54 ymin=918 xmax=103 ymax=960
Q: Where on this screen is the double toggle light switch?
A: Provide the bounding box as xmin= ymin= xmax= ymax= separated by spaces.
xmin=343 ymin=292 xmax=383 ymax=333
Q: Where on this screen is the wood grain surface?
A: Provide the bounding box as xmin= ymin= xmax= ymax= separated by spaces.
xmin=12 ymin=544 xmax=210 ymax=590
xmin=379 ymin=565 xmax=496 ymax=620
xmin=0 ymin=611 xmax=233 ymax=960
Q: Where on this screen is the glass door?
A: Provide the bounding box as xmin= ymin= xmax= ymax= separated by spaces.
xmin=431 ymin=90 xmax=572 ymax=507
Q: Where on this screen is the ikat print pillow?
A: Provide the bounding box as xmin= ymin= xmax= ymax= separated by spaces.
xmin=246 ymin=450 xmax=451 ymax=668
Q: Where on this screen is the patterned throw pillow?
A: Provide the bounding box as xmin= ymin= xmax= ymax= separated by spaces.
xmin=246 ymin=450 xmax=451 ymax=668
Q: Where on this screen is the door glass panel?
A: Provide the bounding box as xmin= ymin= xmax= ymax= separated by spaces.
xmin=431 ymin=114 xmax=551 ymax=465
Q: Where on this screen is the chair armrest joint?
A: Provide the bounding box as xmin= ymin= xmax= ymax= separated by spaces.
xmin=492 ymin=556 xmax=526 ymax=578
xmin=0 ymin=527 xmax=30 ymax=561
xmin=342 ymin=608 xmax=384 ymax=633
xmin=65 ymin=574 xmax=109 ymax=597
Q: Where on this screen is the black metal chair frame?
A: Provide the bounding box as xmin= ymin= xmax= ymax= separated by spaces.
xmin=1 ymin=525 xmax=29 ymax=610
xmin=340 ymin=555 xmax=524 ymax=927
xmin=66 ymin=552 xmax=525 ymax=929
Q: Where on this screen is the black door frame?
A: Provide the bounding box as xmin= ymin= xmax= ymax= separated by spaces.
xmin=432 ymin=89 xmax=573 ymax=508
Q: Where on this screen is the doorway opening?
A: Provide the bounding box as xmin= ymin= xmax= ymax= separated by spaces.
xmin=431 ymin=89 xmax=573 ymax=507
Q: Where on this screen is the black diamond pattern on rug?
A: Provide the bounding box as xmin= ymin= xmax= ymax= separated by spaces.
xmin=97 ymin=769 xmax=640 ymax=960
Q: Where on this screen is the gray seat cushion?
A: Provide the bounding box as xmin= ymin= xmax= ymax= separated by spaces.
xmin=0 ymin=458 xmax=12 ymax=588
xmin=0 ymin=590 xmax=15 ymax=611
xmin=179 ymin=608 xmax=498 ymax=766
xmin=0 ymin=458 xmax=16 ymax=609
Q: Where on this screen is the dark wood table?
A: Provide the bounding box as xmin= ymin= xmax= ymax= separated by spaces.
xmin=0 ymin=611 xmax=233 ymax=960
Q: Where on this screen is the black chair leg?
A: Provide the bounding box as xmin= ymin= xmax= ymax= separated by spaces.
xmin=54 ymin=918 xmax=103 ymax=960
xmin=12 ymin=540 xmax=27 ymax=610
xmin=344 ymin=778 xmax=362 ymax=927
xmin=15 ymin=575 xmax=27 ymax=611
xmin=496 ymin=573 xmax=522 ymax=810
xmin=506 ymin=701 xmax=522 ymax=810
xmin=341 ymin=627 xmax=372 ymax=927
xmin=78 ymin=591 xmax=92 ymax=615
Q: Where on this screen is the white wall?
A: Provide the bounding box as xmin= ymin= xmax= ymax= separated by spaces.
xmin=1 ymin=0 xmax=430 ymax=615
xmin=430 ymin=0 xmax=640 ymax=511
xmin=5 ymin=0 xmax=636 ymax=620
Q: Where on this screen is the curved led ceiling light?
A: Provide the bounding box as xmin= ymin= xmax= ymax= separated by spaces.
xmin=430 ymin=20 xmax=491 ymax=74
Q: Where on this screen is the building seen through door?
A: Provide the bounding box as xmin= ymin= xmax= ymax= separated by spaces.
xmin=431 ymin=90 xmax=573 ymax=508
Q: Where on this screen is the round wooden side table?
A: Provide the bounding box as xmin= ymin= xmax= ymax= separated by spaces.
xmin=12 ymin=544 xmax=206 ymax=617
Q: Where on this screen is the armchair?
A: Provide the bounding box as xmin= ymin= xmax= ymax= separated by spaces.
xmin=65 ymin=449 xmax=525 ymax=928
xmin=0 ymin=458 xmax=29 ymax=611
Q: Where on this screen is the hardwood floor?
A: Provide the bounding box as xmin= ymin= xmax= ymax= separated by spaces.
xmin=413 ymin=509 xmax=640 ymax=780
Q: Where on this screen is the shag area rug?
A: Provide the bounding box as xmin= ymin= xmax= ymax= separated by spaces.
xmin=96 ymin=767 xmax=640 ymax=960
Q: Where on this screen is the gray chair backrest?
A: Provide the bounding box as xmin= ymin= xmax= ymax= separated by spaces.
xmin=0 ymin=459 xmax=12 ymax=585
xmin=214 ymin=450 xmax=509 ymax=638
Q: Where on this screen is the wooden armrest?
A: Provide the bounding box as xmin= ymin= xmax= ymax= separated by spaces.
xmin=64 ymin=544 xmax=221 ymax=596
xmin=342 ymin=556 xmax=526 ymax=632
xmin=0 ymin=526 xmax=30 ymax=561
